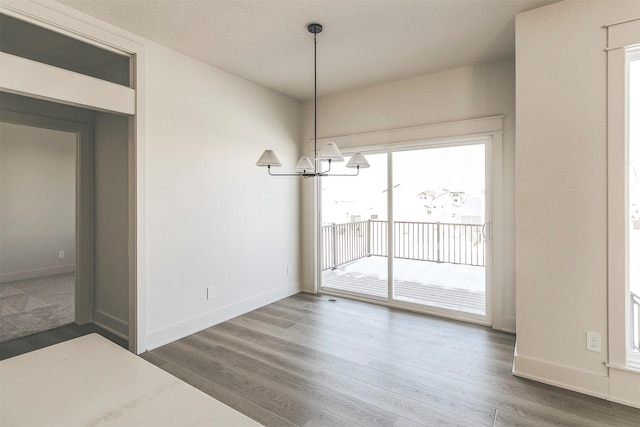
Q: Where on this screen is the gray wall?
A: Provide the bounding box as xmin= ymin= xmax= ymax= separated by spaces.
xmin=93 ymin=111 xmax=129 ymax=337
xmin=0 ymin=122 xmax=76 ymax=282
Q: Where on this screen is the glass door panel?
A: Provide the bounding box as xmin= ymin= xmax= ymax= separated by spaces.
xmin=391 ymin=145 xmax=487 ymax=316
xmin=320 ymin=153 xmax=388 ymax=299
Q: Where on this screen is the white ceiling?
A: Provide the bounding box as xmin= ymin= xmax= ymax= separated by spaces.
xmin=55 ymin=0 xmax=559 ymax=101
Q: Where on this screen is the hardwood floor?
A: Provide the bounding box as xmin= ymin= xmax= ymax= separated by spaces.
xmin=142 ymin=293 xmax=640 ymax=426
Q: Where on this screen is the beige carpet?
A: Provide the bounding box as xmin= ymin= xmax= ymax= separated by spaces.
xmin=0 ymin=273 xmax=74 ymax=342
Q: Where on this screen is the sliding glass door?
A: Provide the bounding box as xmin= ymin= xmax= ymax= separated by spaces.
xmin=320 ymin=140 xmax=490 ymax=322
xmin=320 ymin=153 xmax=388 ymax=300
xmin=391 ymin=144 xmax=486 ymax=316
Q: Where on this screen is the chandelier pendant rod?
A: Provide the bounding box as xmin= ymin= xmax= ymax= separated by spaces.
xmin=310 ymin=24 xmax=336 ymax=178
xmin=313 ymin=28 xmax=317 ymax=174
xmin=311 ymin=27 xmax=333 ymax=176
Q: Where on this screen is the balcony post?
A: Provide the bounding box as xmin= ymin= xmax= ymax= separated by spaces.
xmin=331 ymin=224 xmax=337 ymax=270
xmin=437 ymin=222 xmax=442 ymax=263
xmin=367 ymin=219 xmax=371 ymax=256
xmin=633 ymin=292 xmax=640 ymax=351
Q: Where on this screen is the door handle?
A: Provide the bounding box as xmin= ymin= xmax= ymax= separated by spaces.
xmin=482 ymin=222 xmax=490 ymax=239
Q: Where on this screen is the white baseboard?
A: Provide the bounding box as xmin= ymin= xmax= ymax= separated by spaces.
xmin=93 ymin=309 xmax=129 ymax=340
xmin=513 ymin=353 xmax=609 ymax=400
xmin=609 ymin=394 xmax=640 ymax=409
xmin=146 ymin=282 xmax=300 ymax=351
xmin=1 ymin=264 xmax=75 ymax=283
xmin=609 ymin=366 xmax=640 ymax=408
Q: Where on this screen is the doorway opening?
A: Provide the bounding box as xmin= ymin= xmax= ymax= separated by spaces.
xmin=0 ymin=93 xmax=131 ymax=349
xmin=0 ymin=123 xmax=77 ymax=342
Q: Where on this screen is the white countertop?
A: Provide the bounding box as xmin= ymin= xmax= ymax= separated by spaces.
xmin=0 ymin=333 xmax=261 ymax=426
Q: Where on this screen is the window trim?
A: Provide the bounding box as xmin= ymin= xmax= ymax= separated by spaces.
xmin=607 ymin=36 xmax=640 ymax=371
xmin=625 ymin=47 xmax=640 ymax=368
xmin=311 ymin=116 xmax=505 ymax=330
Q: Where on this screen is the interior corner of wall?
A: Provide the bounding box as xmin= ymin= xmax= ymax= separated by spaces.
xmin=502 ymin=315 xmax=516 ymax=333
xmin=93 ymin=308 xmax=129 ymax=340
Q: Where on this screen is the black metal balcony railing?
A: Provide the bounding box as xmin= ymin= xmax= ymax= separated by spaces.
xmin=321 ymin=220 xmax=485 ymax=271
xmin=321 ymin=221 xmax=370 ymax=271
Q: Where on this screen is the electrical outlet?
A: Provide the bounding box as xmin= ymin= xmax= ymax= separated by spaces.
xmin=207 ymin=286 xmax=215 ymax=300
xmin=586 ymin=331 xmax=601 ymax=352
xmin=58 ymin=250 xmax=64 ymax=259
xmin=287 ymin=265 xmax=293 ymax=276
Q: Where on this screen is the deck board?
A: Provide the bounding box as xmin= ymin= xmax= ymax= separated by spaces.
xmin=322 ymin=269 xmax=486 ymax=314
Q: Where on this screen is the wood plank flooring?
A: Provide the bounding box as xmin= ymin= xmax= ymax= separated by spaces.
xmin=142 ymin=293 xmax=640 ymax=427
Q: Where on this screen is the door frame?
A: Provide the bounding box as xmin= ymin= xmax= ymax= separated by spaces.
xmin=313 ymin=116 xmax=503 ymax=328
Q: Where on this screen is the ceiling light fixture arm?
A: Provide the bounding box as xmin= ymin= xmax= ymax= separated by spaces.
xmin=267 ymin=161 xmax=361 ymax=177
xmin=266 ymin=165 xmax=314 ymax=177
xmin=319 ymin=166 xmax=362 ymax=177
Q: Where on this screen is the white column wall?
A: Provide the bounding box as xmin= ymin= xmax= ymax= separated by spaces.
xmin=514 ymin=0 xmax=640 ymax=406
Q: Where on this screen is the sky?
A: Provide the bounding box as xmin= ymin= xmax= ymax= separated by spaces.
xmin=321 ymin=143 xmax=485 ymax=224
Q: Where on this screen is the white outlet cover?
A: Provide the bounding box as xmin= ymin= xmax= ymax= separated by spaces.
xmin=207 ymin=286 xmax=215 ymax=299
xmin=586 ymin=331 xmax=601 ymax=352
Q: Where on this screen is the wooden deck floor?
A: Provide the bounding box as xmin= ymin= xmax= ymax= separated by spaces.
xmin=322 ymin=261 xmax=485 ymax=315
xmin=142 ymin=294 xmax=640 ymax=426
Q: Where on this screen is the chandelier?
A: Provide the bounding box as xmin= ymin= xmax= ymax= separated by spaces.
xmin=256 ymin=23 xmax=370 ymax=177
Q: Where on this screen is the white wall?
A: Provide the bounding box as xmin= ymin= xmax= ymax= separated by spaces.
xmin=0 ymin=0 xmax=303 ymax=351
xmin=0 ymin=122 xmax=76 ymax=282
xmin=514 ymin=0 xmax=640 ymax=406
xmin=93 ymin=112 xmax=129 ymax=337
xmin=145 ymin=41 xmax=302 ymax=348
xmin=301 ymin=59 xmax=516 ymax=330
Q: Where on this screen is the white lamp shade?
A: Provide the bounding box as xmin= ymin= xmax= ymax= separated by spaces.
xmin=256 ymin=149 xmax=282 ymax=167
xmin=317 ymin=142 xmax=344 ymax=162
xmin=346 ymin=152 xmax=370 ymax=169
xmin=294 ymin=157 xmax=315 ymax=172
